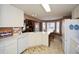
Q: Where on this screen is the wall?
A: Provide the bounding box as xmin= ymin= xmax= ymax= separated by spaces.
xmin=72 ymin=5 xmax=79 ymax=19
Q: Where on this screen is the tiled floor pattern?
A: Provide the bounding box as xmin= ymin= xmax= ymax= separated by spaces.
xmin=23 ymin=38 xmax=64 ymax=54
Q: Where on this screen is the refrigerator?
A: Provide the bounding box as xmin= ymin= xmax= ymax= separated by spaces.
xmin=62 ymin=19 xmax=79 ymax=54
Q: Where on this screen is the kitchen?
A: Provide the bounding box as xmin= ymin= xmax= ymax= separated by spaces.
xmin=0 ymin=4 xmax=79 ymax=54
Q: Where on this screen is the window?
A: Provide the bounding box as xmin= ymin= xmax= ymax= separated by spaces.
xmin=35 ymin=22 xmax=39 ymax=32
xmin=56 ymin=22 xmax=60 ymax=33
xmin=42 ymin=22 xmax=46 ymax=32
xmin=42 ymin=21 xmax=61 ymax=34
xmin=47 ymin=22 xmax=55 ymax=33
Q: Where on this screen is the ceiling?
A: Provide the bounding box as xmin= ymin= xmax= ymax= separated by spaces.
xmin=12 ymin=4 xmax=77 ymax=20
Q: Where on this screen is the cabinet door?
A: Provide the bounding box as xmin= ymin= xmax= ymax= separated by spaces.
xmin=0 ymin=47 xmax=5 ymax=54
xmin=0 ymin=5 xmax=24 ymax=27
xmin=18 ymin=36 xmax=28 ymax=53
xmin=0 ymin=40 xmax=5 ymax=54
xmin=5 ymin=39 xmax=17 ymax=54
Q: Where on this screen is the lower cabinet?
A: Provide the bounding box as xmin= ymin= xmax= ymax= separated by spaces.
xmin=5 ymin=40 xmax=17 ymax=54
xmin=0 ymin=39 xmax=17 ymax=54
xmin=0 ymin=47 xmax=5 ymax=54
xmin=0 ymin=36 xmax=28 ymax=54
xmin=0 ymin=33 xmax=48 ymax=54
xmin=18 ymin=36 xmax=28 ymax=54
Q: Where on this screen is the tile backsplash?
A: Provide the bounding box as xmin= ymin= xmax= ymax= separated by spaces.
xmin=0 ymin=27 xmax=22 ymax=38
xmin=0 ymin=28 xmax=13 ymax=37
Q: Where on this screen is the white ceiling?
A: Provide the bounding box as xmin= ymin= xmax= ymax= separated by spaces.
xmin=12 ymin=4 xmax=77 ymax=20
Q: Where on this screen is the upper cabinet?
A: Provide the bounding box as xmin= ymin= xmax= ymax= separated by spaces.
xmin=0 ymin=5 xmax=24 ymax=27
xmin=72 ymin=6 xmax=79 ymax=19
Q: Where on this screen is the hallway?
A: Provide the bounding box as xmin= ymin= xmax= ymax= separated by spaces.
xmin=23 ymin=37 xmax=64 ymax=54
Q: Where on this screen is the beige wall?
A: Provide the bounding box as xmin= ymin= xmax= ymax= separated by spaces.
xmin=72 ymin=6 xmax=79 ymax=19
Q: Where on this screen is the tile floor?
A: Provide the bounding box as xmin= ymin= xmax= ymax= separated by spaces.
xmin=23 ymin=37 xmax=64 ymax=54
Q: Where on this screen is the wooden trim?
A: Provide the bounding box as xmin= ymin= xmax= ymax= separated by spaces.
xmin=55 ymin=22 xmax=56 ymax=32
xmin=40 ymin=22 xmax=42 ymax=32
xmin=60 ymin=20 xmax=62 ymax=36
xmin=63 ymin=16 xmax=71 ymax=19
xmin=45 ymin=22 xmax=47 ymax=32
xmin=41 ymin=18 xmax=63 ymax=22
xmin=24 ymin=14 xmax=41 ymax=22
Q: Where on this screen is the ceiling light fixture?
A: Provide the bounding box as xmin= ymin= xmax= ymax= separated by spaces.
xmin=42 ymin=3 xmax=51 ymax=12
xmin=41 ymin=0 xmax=51 ymax=12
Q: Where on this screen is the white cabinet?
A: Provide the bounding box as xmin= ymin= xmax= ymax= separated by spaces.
xmin=0 ymin=35 xmax=28 ymax=54
xmin=0 ymin=32 xmax=48 ymax=54
xmin=18 ymin=35 xmax=28 ymax=53
xmin=0 ymin=5 xmax=24 ymax=27
xmin=5 ymin=40 xmax=17 ymax=54
xmin=0 ymin=37 xmax=17 ymax=54
xmin=28 ymin=33 xmax=42 ymax=47
xmin=0 ymin=46 xmax=5 ymax=54
xmin=27 ymin=32 xmax=48 ymax=47
xmin=18 ymin=32 xmax=48 ymax=53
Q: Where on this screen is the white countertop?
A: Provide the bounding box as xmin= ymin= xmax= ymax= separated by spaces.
xmin=0 ymin=32 xmax=48 ymax=42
